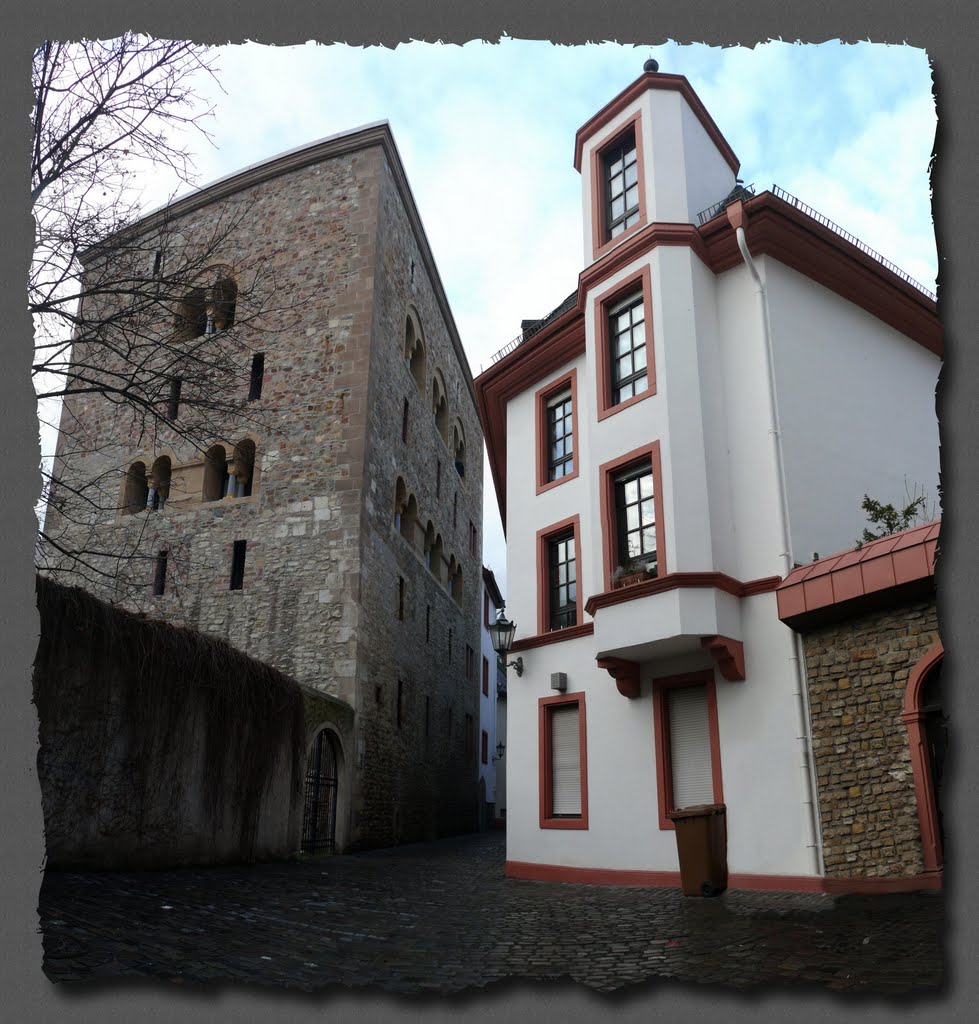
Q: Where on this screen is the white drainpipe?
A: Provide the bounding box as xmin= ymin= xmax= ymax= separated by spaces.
xmin=731 ymin=206 xmax=823 ymax=877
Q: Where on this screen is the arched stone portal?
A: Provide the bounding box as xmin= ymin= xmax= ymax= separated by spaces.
xmin=902 ymin=642 xmax=945 ymax=874
xmin=301 ymin=729 xmax=342 ymax=854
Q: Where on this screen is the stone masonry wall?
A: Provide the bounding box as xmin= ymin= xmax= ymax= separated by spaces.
xmin=41 ymin=135 xmax=483 ymax=852
xmin=802 ymin=599 xmax=939 ymax=878
xmin=350 ymin=156 xmax=484 ymax=848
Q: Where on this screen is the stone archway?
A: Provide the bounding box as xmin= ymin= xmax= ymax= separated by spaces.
xmin=901 ymin=642 xmax=945 ymax=874
xmin=301 ymin=729 xmax=342 ymax=854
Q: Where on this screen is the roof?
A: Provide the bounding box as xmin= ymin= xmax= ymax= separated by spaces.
xmin=776 ymin=519 xmax=940 ymax=626
xmin=482 ymin=565 xmax=505 ymax=608
xmin=79 ymin=121 xmax=481 ymax=412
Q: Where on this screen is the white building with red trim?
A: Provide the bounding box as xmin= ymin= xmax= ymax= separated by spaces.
xmin=474 ymin=68 xmax=941 ymax=892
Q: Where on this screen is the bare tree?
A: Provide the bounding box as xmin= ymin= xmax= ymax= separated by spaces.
xmin=32 ymin=36 xmax=293 ymax=596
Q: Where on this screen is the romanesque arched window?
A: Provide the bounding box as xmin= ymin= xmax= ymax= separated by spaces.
xmin=176 ymin=288 xmax=208 ymax=339
xmin=231 ymin=438 xmax=256 ymax=497
xmin=452 ymin=421 xmax=466 ymax=478
xmin=122 ymin=461 xmax=148 ymax=514
xmin=449 ymin=557 xmax=463 ymax=606
xmin=432 ymin=370 xmax=448 ymax=444
xmin=203 ymin=444 xmax=229 ymax=502
xmin=394 ymin=477 xmax=408 ymax=533
xmin=209 ymin=277 xmax=237 ymax=333
xmin=404 ymin=311 xmax=426 ymax=396
xmin=148 ymin=455 xmax=172 ymax=511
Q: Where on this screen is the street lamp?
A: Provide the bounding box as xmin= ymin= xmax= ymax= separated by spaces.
xmin=488 ymin=604 xmax=523 ymax=677
xmin=492 ymin=741 xmax=506 ymax=762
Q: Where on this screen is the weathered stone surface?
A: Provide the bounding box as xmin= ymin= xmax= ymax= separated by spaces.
xmin=42 ymin=134 xmax=484 ymax=852
xmin=800 ymin=599 xmax=939 ymax=878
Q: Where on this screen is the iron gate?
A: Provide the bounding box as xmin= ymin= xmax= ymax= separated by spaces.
xmin=301 ymin=730 xmax=338 ymax=854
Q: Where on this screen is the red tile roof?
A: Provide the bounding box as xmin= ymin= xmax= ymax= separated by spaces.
xmin=776 ymin=520 xmax=939 ymax=622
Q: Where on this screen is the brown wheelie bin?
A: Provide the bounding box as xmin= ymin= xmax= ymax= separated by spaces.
xmin=668 ymin=803 xmax=728 ymax=897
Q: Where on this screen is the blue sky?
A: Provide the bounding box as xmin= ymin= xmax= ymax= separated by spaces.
xmin=50 ymin=39 xmax=939 ymax=599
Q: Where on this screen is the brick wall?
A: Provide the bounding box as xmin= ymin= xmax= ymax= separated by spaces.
xmin=802 ymin=599 xmax=939 ymax=878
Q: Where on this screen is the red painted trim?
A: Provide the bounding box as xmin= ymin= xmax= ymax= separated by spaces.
xmin=594 ymin=265 xmax=657 ymax=420
xmin=535 ymin=368 xmax=580 ymax=495
xmin=652 ymin=670 xmax=723 ymax=831
xmin=538 ymin=692 xmax=589 ymax=830
xmin=700 ymin=192 xmax=941 ymax=357
xmin=701 ymin=635 xmax=746 ymax=682
xmin=901 ymin=642 xmax=944 ymax=873
xmin=596 ymin=657 xmax=641 ymax=699
xmin=589 ymin=113 xmax=648 ymax=262
xmin=535 ymin=514 xmax=584 ymax=637
xmin=777 ymin=519 xmax=939 ymax=622
xmin=598 ymin=440 xmax=666 ymax=593
xmin=505 ymin=861 xmax=942 ymax=893
xmin=511 ymin=621 xmax=594 ymax=653
xmin=585 ymin=571 xmax=781 ymax=617
xmin=507 ymin=860 xmax=681 ymax=887
xmin=573 ymin=72 xmax=740 ymax=176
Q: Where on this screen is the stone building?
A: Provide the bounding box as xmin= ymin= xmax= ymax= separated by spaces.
xmin=42 ymin=122 xmax=485 ymax=853
xmin=777 ymin=520 xmax=943 ymax=889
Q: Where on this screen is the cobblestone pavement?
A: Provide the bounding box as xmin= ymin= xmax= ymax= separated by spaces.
xmin=38 ymin=831 xmax=943 ymax=995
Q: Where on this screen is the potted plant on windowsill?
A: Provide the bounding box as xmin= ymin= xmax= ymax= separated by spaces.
xmin=611 ymin=556 xmax=657 ymax=590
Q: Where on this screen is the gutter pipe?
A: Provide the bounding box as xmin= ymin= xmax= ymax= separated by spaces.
xmin=727 ymin=201 xmax=824 ymax=877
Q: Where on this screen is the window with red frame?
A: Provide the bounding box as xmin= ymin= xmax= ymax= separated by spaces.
xmin=539 ymin=694 xmax=587 ymax=827
xmin=547 ymin=529 xmax=578 ymax=630
xmin=481 ymin=730 xmax=489 ymax=765
xmin=603 ymin=128 xmax=640 ymax=240
xmin=546 ymin=389 xmax=574 ymax=482
xmin=608 ymin=292 xmax=647 ymax=405
xmin=482 ymin=655 xmax=490 ymax=696
xmin=613 ymin=460 xmax=657 ymax=574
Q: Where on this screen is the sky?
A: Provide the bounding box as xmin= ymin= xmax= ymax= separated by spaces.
xmin=41 ymin=39 xmax=939 ymax=600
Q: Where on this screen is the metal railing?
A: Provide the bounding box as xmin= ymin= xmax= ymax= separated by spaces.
xmin=770 ymin=185 xmax=936 ymax=301
xmin=490 ymin=290 xmax=578 ymax=365
xmin=696 ymin=182 xmax=756 ymax=225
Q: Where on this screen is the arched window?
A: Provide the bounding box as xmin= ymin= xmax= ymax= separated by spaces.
xmin=452 ymin=421 xmax=466 ymax=477
xmin=449 ymin=557 xmax=463 ymax=605
xmin=430 ymin=533 xmax=445 ymax=584
xmin=401 ymin=494 xmax=418 ymax=546
xmin=122 ymin=461 xmax=148 ymax=514
xmin=203 ymin=444 xmax=229 ymax=502
xmin=148 ymin=455 xmax=172 ymax=511
xmin=231 ymin=438 xmax=256 ymax=498
xmin=432 ymin=371 xmax=448 ymax=444
xmin=176 ymin=288 xmax=207 ymax=339
xmin=209 ymin=277 xmax=237 ymax=333
xmin=404 ymin=312 xmax=426 ymax=396
xmin=394 ymin=477 xmax=406 ymax=529
xmin=424 ymin=521 xmax=437 ymax=570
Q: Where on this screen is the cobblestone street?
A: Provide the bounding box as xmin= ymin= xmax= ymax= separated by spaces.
xmin=38 ymin=831 xmax=943 ymax=996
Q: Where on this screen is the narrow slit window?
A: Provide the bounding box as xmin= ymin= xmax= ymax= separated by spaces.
xmin=397 ymin=576 xmax=405 ymax=620
xmin=397 ymin=679 xmax=404 ymax=728
xmin=153 ymin=550 xmax=168 ymax=596
xmin=248 ymin=353 xmax=265 ymax=401
xmin=402 ymin=398 xmax=410 ymax=442
xmin=230 ymin=540 xmax=247 ymax=591
xmin=167 ymin=378 xmax=182 ymax=420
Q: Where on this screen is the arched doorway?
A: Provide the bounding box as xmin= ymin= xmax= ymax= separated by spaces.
xmin=301 ymin=730 xmax=340 ymax=854
xmin=902 ymin=643 xmax=945 ymax=874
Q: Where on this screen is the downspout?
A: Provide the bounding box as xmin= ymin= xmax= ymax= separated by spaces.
xmin=726 ymin=201 xmax=823 ymax=877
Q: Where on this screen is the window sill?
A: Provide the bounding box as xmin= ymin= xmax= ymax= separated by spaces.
xmin=597 ymin=382 xmax=656 ymax=422
xmin=540 ymin=816 xmax=588 ymax=831
xmin=536 ymin=467 xmax=580 ymax=496
xmin=511 ymin=621 xmax=594 ymax=652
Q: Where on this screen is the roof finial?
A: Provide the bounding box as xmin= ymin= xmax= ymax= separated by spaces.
xmin=643 ymin=57 xmax=659 ymax=74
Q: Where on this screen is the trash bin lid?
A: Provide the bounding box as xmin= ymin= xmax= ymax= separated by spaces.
xmin=667 ymin=803 xmax=726 ymax=820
